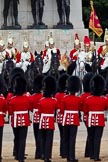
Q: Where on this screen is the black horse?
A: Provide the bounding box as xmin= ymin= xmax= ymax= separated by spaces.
xmin=2 ymin=59 xmax=16 ymax=89
xmin=48 ymin=50 xmax=60 ymax=79
xmin=25 ymin=51 xmax=43 ymax=93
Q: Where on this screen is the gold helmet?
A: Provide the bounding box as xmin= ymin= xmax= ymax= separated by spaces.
xmin=74 ymin=33 xmax=80 ymax=45
xmin=0 ymin=39 xmax=5 ymax=46
xmin=23 ymin=36 xmax=29 ymax=48
xmin=104 ymin=28 xmax=108 ymax=42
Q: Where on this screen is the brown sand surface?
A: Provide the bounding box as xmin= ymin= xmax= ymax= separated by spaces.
xmin=2 ymin=122 xmax=108 ymax=162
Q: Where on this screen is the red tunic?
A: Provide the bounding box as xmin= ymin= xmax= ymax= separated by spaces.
xmin=8 ymin=95 xmax=32 ymax=127
xmin=97 ymin=45 xmax=106 ymax=65
xmin=30 ymin=52 xmax=35 ymax=62
xmin=55 ymin=92 xmax=66 ymax=124
xmin=42 ymin=49 xmax=47 ymax=59
xmin=42 ymin=48 xmax=61 ymax=60
xmin=5 ymin=48 xmax=20 ymax=59
xmin=80 ymin=92 xmax=91 ymax=122
xmin=30 ymin=93 xmax=43 ymax=123
xmin=0 ymin=94 xmax=7 ymax=126
xmin=6 ymin=92 xmax=31 ymax=104
xmin=97 ymin=45 xmax=105 ymax=56
xmin=15 ymin=53 xmax=21 ymax=63
xmin=38 ymin=97 xmax=58 ymax=129
xmin=6 ymin=92 xmax=13 ymax=103
xmin=70 ymin=49 xmax=78 ymax=61
xmin=83 ymin=95 xmax=108 ymax=127
xmin=61 ymin=94 xmax=82 ymax=126
xmin=56 ymin=48 xmax=61 ymax=60
xmin=15 ymin=52 xmax=34 ymax=63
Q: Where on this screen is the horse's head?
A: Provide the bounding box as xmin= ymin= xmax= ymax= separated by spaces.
xmin=34 ymin=51 xmax=43 ymax=74
xmin=77 ymin=51 xmax=86 ymax=71
xmin=2 ymin=59 xmax=15 ymax=74
xmin=2 ymin=59 xmax=16 ymax=88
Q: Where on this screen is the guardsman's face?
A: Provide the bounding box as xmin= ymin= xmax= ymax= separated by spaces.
xmin=45 ymin=45 xmax=49 ymax=50
xmin=84 ymin=45 xmax=90 ymax=52
xmin=0 ymin=45 xmax=4 ymax=52
xmin=74 ymin=43 xmax=80 ymax=50
xmin=23 ymin=47 xmax=29 ymax=52
xmin=49 ymin=43 xmax=54 ymax=49
xmin=105 ymin=40 xmax=108 ymax=45
xmin=8 ymin=42 xmax=13 ymax=49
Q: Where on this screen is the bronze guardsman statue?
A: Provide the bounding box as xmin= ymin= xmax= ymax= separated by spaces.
xmin=1 ymin=0 xmax=21 ymax=29
xmin=56 ymin=0 xmax=73 ymax=28
xmin=30 ymin=0 xmax=47 ymax=29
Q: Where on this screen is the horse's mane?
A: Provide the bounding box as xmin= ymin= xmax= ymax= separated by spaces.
xmin=61 ymin=53 xmax=70 ymax=70
xmin=1 ymin=59 xmax=16 ymax=89
xmin=2 ymin=59 xmax=15 ymax=71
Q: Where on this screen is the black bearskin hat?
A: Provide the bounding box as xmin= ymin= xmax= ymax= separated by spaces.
xmin=90 ymin=74 xmax=105 ymax=96
xmin=43 ymin=75 xmax=56 ymax=97
xmin=9 ymin=67 xmax=25 ymax=93
xmin=0 ymin=74 xmax=8 ymax=98
xmin=105 ymin=76 xmax=108 ymax=94
xmin=13 ymin=76 xmax=27 ymax=96
xmin=83 ymin=72 xmax=94 ymax=92
xmin=33 ymin=74 xmax=44 ymax=93
xmin=68 ymin=75 xmax=81 ymax=93
xmin=58 ymin=73 xmax=69 ymax=92
xmin=9 ymin=67 xmax=25 ymax=82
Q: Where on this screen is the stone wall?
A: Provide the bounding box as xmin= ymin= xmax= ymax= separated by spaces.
xmin=0 ymin=0 xmax=84 ymax=29
xmin=0 ymin=29 xmax=89 ymax=55
xmin=0 ymin=0 xmax=90 ymax=56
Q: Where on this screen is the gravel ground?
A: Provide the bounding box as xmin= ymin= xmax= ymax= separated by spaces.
xmin=1 ymin=122 xmax=108 ymax=162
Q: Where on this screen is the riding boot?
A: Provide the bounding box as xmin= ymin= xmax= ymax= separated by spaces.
xmin=32 ymin=15 xmax=37 ymax=26
xmin=14 ymin=16 xmax=21 ymax=28
xmin=57 ymin=18 xmax=64 ymax=25
xmin=57 ymin=13 xmax=64 ymax=25
xmin=1 ymin=16 xmax=7 ymax=29
xmin=65 ymin=6 xmax=72 ymax=25
xmin=38 ymin=8 xmax=45 ymax=25
xmin=56 ymin=2 xmax=64 ymax=25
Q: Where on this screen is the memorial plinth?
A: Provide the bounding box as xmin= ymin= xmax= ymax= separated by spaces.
xmin=0 ymin=29 xmax=89 ymax=55
xmin=0 ymin=0 xmax=84 ymax=29
xmin=0 ymin=0 xmax=88 ymax=55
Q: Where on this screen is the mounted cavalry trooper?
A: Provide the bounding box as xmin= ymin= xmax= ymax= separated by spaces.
xmin=67 ymin=33 xmax=81 ymax=75
xmin=0 ymin=38 xmax=7 ymax=74
xmin=16 ymin=40 xmax=34 ymax=72
xmin=82 ymin=36 xmax=93 ymax=66
xmin=5 ymin=37 xmax=20 ymax=62
xmin=42 ymin=37 xmax=61 ymax=74
xmin=69 ymin=33 xmax=81 ymax=62
xmin=98 ymin=34 xmax=108 ymax=70
xmin=42 ymin=41 xmax=51 ymax=74
xmin=77 ymin=36 xmax=93 ymax=73
xmin=42 ymin=40 xmax=50 ymax=72
xmin=42 ymin=40 xmax=49 ymax=60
